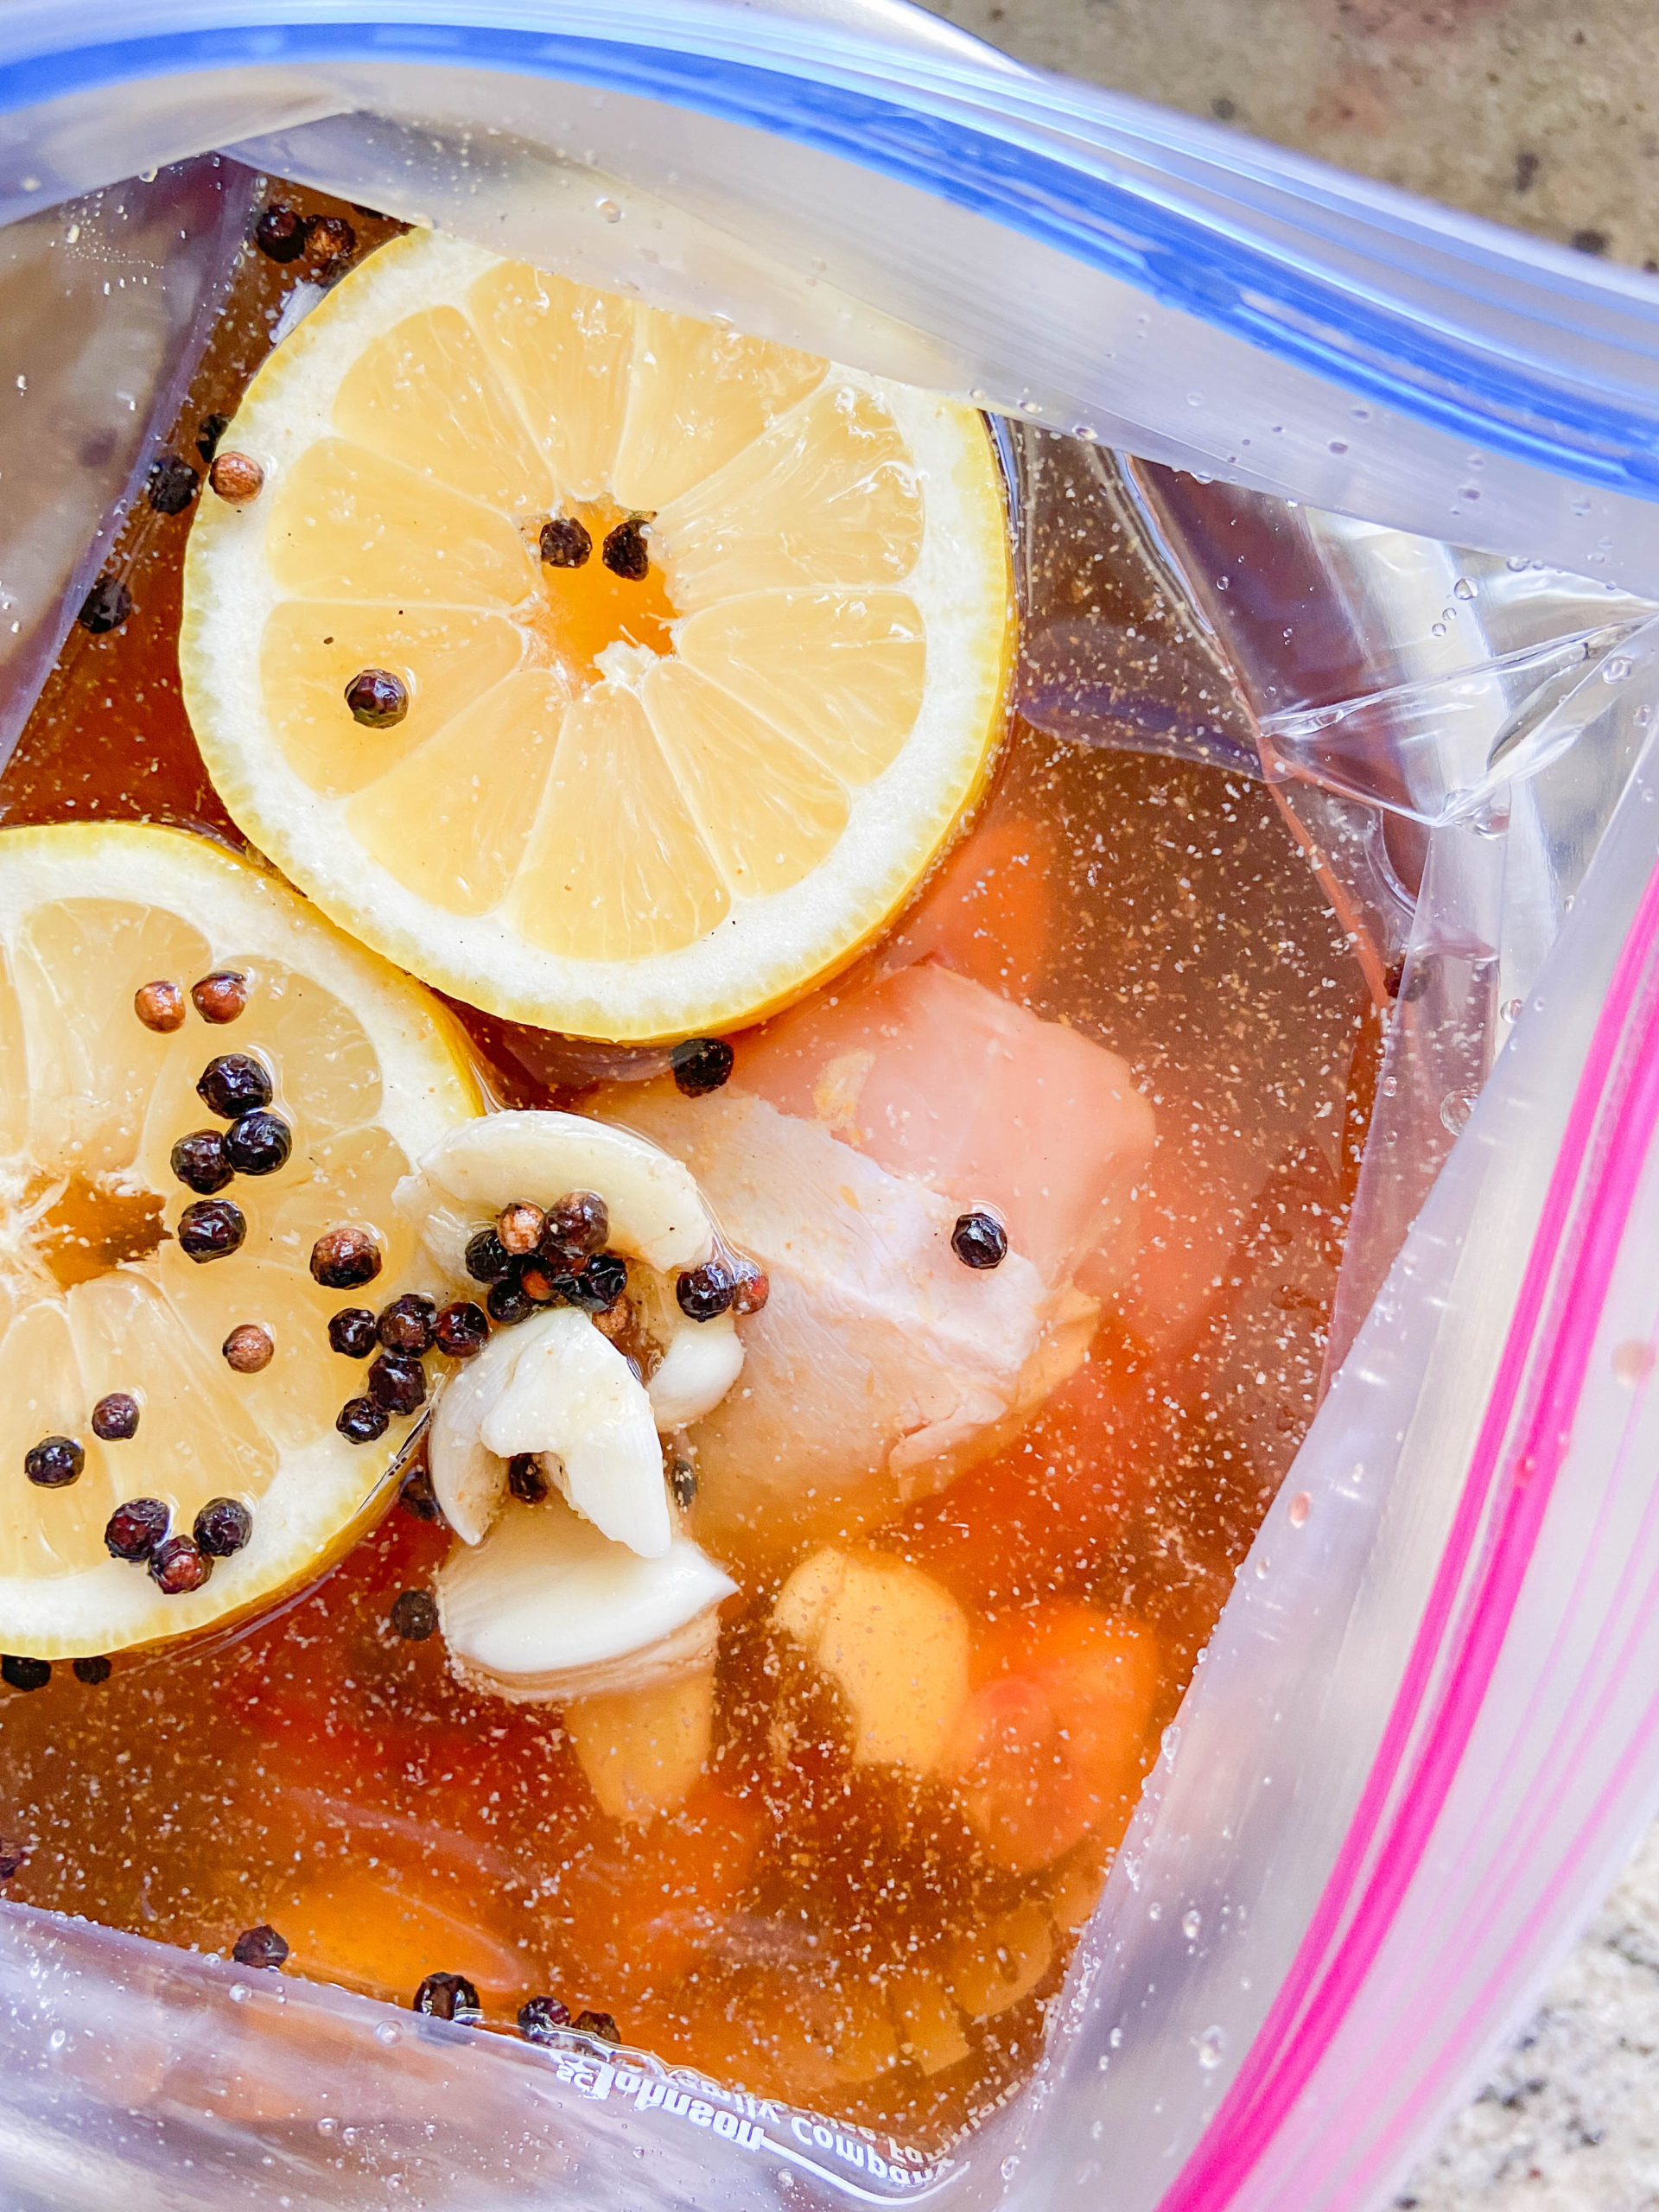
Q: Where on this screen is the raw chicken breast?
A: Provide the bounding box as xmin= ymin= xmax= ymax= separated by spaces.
xmin=736 ymin=963 xmax=1152 ymax=1287
xmin=600 ymin=963 xmax=1154 ymax=1564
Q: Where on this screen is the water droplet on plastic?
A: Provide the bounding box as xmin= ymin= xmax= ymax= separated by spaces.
xmin=594 ymin=197 xmax=621 ymax=223
xmin=1091 ymin=2120 xmax=1106 ymax=2139
xmin=47 ymin=2027 xmax=65 ymax=2051
xmin=1440 ymin=1091 xmax=1475 ymax=1135
xmin=1613 ymin=1340 xmax=1654 ymax=1387
xmin=1430 ymin=622 xmax=1446 ymax=638
xmin=1161 ymin=1722 xmax=1182 ymax=1764
xmin=1001 ymin=2157 xmax=1020 ymax=2182
xmin=1182 ymin=1908 xmax=1202 ymax=1941
xmin=1328 ymin=439 xmax=1348 ymax=455
xmin=1253 ymin=1551 xmax=1271 ymax=1577
xmin=969 ymin=387 xmax=988 ymax=404
xmin=1186 ymin=392 xmax=1203 ymax=407
xmin=374 ymin=2022 xmax=400 ymax=2045
xmin=1503 ymin=997 xmax=1524 ymax=1022
xmin=1123 ymin=1854 xmax=1143 ymax=1891
xmin=1020 ymin=397 xmax=1041 ymax=416
xmin=228 ymin=1981 xmax=251 ymax=2004
xmin=1453 ymin=577 xmax=1476 ymax=600
xmin=1605 ymin=655 xmax=1634 ymax=683
xmin=1110 ymin=2026 xmax=1123 ymax=2048
xmin=1148 ymin=1901 xmax=1163 ymax=1922
xmin=1074 ymin=423 xmax=1099 ymax=441
xmin=1287 ymin=1490 xmax=1311 ymax=1528
xmin=1198 ymin=2026 xmax=1226 ymax=2069
xmin=317 ymin=2117 xmax=337 ymax=2137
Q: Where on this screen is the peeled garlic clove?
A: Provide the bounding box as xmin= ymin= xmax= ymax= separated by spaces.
xmin=428 ymin=1309 xmax=564 ymax=1544
xmin=773 ymin=1547 xmax=971 ymax=1773
xmin=437 ymin=1496 xmax=735 ymax=1704
xmin=395 ymin=1110 xmax=715 ymax=1274
xmin=647 ymin=1316 xmax=745 ymax=1431
xmin=480 ymin=1306 xmax=671 ymax=1559
xmin=565 ymin=1669 xmax=716 ymax=1823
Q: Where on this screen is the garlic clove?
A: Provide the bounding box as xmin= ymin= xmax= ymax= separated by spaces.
xmin=480 ymin=1306 xmax=671 ymax=1559
xmin=646 ymin=1316 xmax=745 ymax=1431
xmin=427 ymin=1308 xmax=564 ymax=1544
xmin=773 ymin=1547 xmax=971 ymax=1774
xmin=436 ymin=1496 xmax=734 ymax=1704
xmin=394 ymin=1109 xmax=716 ymax=1274
xmin=565 ymin=1669 xmax=716 ymax=1823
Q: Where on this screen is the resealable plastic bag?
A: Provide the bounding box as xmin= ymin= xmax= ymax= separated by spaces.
xmin=3 ymin=6 xmax=1659 ymax=2211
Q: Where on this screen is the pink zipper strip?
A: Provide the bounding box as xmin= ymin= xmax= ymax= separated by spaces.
xmin=1158 ymin=853 xmax=1659 ymax=2212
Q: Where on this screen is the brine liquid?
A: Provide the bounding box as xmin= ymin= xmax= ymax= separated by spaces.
xmin=0 ymin=180 xmax=1376 ymax=2150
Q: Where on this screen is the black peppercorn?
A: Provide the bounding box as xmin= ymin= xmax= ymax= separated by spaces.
xmin=390 ymin=1588 xmax=437 ymax=1640
xmin=232 ymin=1923 xmax=289 ymax=1969
xmin=572 ymin=1251 xmax=628 ymax=1313
xmin=327 ymin=1307 xmax=378 ymax=1357
xmin=464 ymin=1227 xmax=514 ymax=1283
xmin=105 ymin=1497 xmax=168 ymax=1561
xmin=508 ymin=1452 xmax=550 ymax=1504
xmin=225 ymin=1109 xmax=291 ymax=1176
xmin=345 ymin=668 xmax=409 ymax=728
xmin=196 ymin=412 xmax=229 ymax=464
xmin=539 ymin=516 xmax=592 ymax=568
xmin=146 ymin=453 xmax=200 ymax=516
xmin=194 ymin=1497 xmax=253 ymax=1557
xmin=178 ymin=1198 xmax=246 ymax=1262
xmin=543 ymin=1191 xmax=609 ymax=1265
xmin=601 ymin=518 xmax=649 ymax=580
xmin=487 ymin=1276 xmax=534 ymax=1326
xmin=196 ymin=1052 xmax=272 ymax=1119
xmin=254 ymin=204 xmax=308 ymax=262
xmin=310 ymin=1226 xmax=382 ymax=1289
xmin=518 ymin=1994 xmax=572 ymax=2042
xmin=78 ymin=574 xmax=132 ymax=635
xmin=671 ymin=1037 xmax=734 ymax=1097
xmin=368 ymin=1353 xmax=426 ymax=1415
xmin=950 ymin=1210 xmax=1007 ymax=1269
xmin=134 ymin=978 xmax=186 ymax=1033
xmin=413 ymin=1972 xmax=481 ymax=2022
xmin=729 ymin=1258 xmax=770 ymax=1316
xmin=376 ymin=1294 xmax=436 ymax=1356
xmin=73 ymin=1656 xmax=112 ymax=1685
xmin=1 ymin=1656 xmax=49 ymax=1692
xmin=336 ymin=1395 xmax=389 ymax=1445
xmin=24 ymin=1435 xmax=83 ymax=1487
xmin=670 ymin=1457 xmax=697 ymax=1510
xmin=676 ymin=1260 xmax=734 ymax=1322
xmin=400 ymin=1463 xmax=442 ymax=1522
xmin=575 ymin=2009 xmax=620 ymax=2044
xmin=171 ymin=1129 xmax=232 ymax=1195
xmin=92 ymin=1393 xmax=141 ymax=1440
xmin=433 ymin=1300 xmax=489 ymax=1358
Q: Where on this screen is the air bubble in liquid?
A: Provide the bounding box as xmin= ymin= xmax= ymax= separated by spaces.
xmin=374 ymin=2022 xmax=400 ymax=2045
xmin=228 ymin=1981 xmax=251 ymax=2004
xmin=1198 ymin=2026 xmax=1227 ymax=2069
xmin=1287 ymin=1490 xmax=1311 ymax=1528
xmin=1182 ymin=1909 xmax=1203 ymax=1942
xmin=1440 ymin=1091 xmax=1475 ymax=1135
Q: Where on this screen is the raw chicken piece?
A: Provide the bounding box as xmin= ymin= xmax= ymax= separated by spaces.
xmin=736 ymin=962 xmax=1153 ymax=1287
xmin=600 ymin=963 xmax=1154 ymax=1563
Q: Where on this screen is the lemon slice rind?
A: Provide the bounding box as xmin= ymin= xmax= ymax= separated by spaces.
xmin=0 ymin=823 xmax=480 ymax=1661
xmin=180 ymin=232 xmax=1012 ymax=1042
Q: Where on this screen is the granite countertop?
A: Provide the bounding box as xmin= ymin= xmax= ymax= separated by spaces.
xmin=910 ymin=0 xmax=1659 ymax=2199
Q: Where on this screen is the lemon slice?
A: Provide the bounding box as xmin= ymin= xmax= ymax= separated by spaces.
xmin=0 ymin=823 xmax=480 ymax=1661
xmin=179 ymin=231 xmax=1013 ymax=1041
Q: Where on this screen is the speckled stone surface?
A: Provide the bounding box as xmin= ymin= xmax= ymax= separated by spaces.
xmin=908 ymin=1 xmax=1659 ymax=2199
xmin=920 ymin=0 xmax=1659 ymax=268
